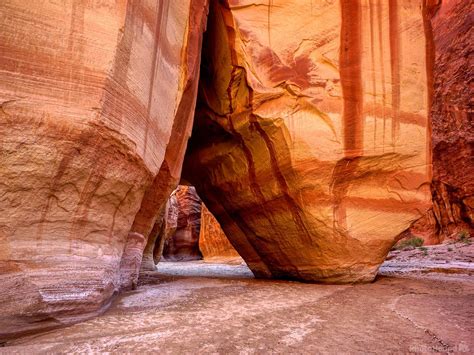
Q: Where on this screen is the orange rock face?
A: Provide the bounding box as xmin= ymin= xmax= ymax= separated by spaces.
xmin=199 ymin=204 xmax=241 ymax=261
xmin=0 ymin=0 xmax=208 ymax=339
xmin=1 ymin=0 xmax=471 ymax=342
xmin=407 ymin=0 xmax=473 ymax=244
xmin=162 ymin=186 xmax=203 ymax=261
xmin=184 ymin=0 xmax=432 ymax=282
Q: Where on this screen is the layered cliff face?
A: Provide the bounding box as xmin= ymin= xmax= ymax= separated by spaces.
xmin=0 ymin=0 xmax=208 ymax=339
xmin=162 ymin=186 xmax=203 ymax=261
xmin=407 ymin=0 xmax=473 ymax=244
xmin=184 ymin=0 xmax=433 ymax=282
xmin=200 ymin=204 xmax=241 ymax=261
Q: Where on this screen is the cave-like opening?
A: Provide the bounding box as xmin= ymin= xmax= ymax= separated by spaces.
xmin=151 ymin=184 xmax=252 ymax=279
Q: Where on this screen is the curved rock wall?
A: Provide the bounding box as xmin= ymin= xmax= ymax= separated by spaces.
xmin=184 ymin=0 xmax=433 ymax=283
xmin=162 ymin=186 xmax=203 ymax=261
xmin=0 ymin=0 xmax=208 ymax=339
xmin=200 ymin=204 xmax=241 ymax=261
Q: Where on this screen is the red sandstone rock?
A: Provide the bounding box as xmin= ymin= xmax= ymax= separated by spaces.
xmin=0 ymin=0 xmax=208 ymax=339
xmin=119 ymin=232 xmax=147 ymax=290
xmin=0 ymin=0 xmax=472 ymax=342
xmin=184 ymin=0 xmax=433 ymax=282
xmin=199 ymin=204 xmax=241 ymax=262
xmin=162 ymin=186 xmax=203 ymax=261
xmin=406 ymin=0 xmax=473 ymax=244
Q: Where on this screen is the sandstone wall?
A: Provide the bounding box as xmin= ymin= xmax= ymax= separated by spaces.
xmin=162 ymin=186 xmax=203 ymax=261
xmin=199 ymin=204 xmax=241 ymax=261
xmin=406 ymin=0 xmax=473 ymax=244
xmin=152 ymin=192 xmax=179 ymax=264
xmin=0 ymin=0 xmax=208 ymax=339
xmin=184 ymin=0 xmax=433 ymax=282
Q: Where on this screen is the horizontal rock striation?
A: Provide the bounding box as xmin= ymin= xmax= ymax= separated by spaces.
xmin=184 ymin=0 xmax=433 ymax=282
xmin=0 ymin=0 xmax=208 ymax=339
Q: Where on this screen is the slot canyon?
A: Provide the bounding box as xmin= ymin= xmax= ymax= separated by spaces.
xmin=0 ymin=0 xmax=473 ymax=353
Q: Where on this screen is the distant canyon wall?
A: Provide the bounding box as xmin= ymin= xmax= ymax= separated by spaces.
xmin=162 ymin=186 xmax=203 ymax=261
xmin=154 ymin=185 xmax=240 ymax=262
xmin=200 ymin=204 xmax=242 ymax=261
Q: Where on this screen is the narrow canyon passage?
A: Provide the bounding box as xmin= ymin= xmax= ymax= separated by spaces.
xmin=0 ymin=0 xmax=472 ymax=349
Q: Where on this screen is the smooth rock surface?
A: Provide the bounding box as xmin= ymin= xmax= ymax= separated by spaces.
xmin=0 ymin=0 xmax=208 ymax=339
xmin=199 ymin=204 xmax=241 ymax=262
xmin=184 ymin=0 xmax=432 ymax=282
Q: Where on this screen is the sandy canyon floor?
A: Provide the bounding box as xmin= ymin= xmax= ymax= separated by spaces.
xmin=2 ymin=242 xmax=474 ymax=354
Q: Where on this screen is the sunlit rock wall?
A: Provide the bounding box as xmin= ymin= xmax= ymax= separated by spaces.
xmin=184 ymin=0 xmax=432 ymax=283
xmin=200 ymin=204 xmax=241 ymax=261
xmin=0 ymin=0 xmax=208 ymax=339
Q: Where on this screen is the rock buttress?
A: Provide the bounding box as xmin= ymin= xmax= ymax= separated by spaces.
xmin=184 ymin=0 xmax=432 ymax=283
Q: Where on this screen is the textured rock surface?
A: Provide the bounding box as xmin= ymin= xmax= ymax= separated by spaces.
xmin=152 ymin=192 xmax=179 ymax=265
xmin=199 ymin=204 xmax=241 ymax=261
xmin=4 ymin=264 xmax=474 ymax=353
xmin=184 ymin=0 xmax=432 ymax=282
xmin=407 ymin=0 xmax=473 ymax=244
xmin=162 ymin=186 xmax=203 ymax=261
xmin=0 ymin=0 xmax=208 ymax=339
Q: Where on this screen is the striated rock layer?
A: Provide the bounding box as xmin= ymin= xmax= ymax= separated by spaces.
xmin=0 ymin=0 xmax=208 ymax=339
xmin=162 ymin=186 xmax=203 ymax=261
xmin=406 ymin=0 xmax=473 ymax=244
xmin=200 ymin=204 xmax=241 ymax=261
xmin=184 ymin=0 xmax=433 ymax=282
